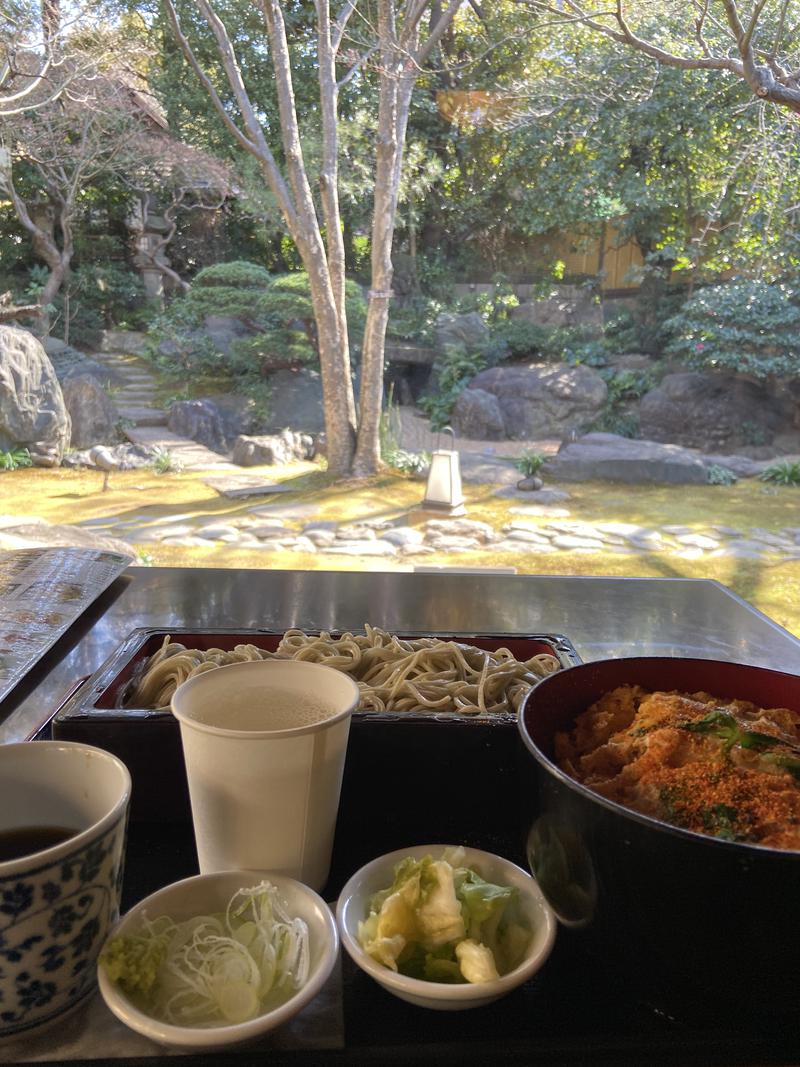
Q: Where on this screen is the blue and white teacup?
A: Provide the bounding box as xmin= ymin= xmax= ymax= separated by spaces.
xmin=0 ymin=741 xmax=131 ymax=1038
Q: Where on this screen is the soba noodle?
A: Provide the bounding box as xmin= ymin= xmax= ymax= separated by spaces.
xmin=123 ymin=625 xmax=561 ymax=716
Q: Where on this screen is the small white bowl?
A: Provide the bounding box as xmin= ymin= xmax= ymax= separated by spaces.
xmin=97 ymin=870 xmax=338 ymax=1049
xmin=336 ymin=844 xmax=556 ymax=1010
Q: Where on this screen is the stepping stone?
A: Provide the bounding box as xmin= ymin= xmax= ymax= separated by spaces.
xmin=674 ymin=533 xmax=720 ymax=550
xmin=248 ymin=504 xmax=318 ymax=520
xmin=552 ymin=535 xmax=606 ymax=551
xmin=119 ymin=406 xmax=168 ymax=426
xmin=203 ymin=476 xmax=294 ymax=499
xmin=323 ymin=540 xmax=399 ymax=556
xmin=507 ymin=504 xmax=571 ymax=517
xmin=492 ymin=539 xmax=557 ymax=553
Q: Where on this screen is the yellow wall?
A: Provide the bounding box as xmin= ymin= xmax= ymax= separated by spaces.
xmin=535 ymin=221 xmax=645 ymax=292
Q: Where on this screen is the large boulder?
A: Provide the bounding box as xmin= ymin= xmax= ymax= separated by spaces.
xmin=0 ymin=326 xmax=71 ymax=466
xmin=199 ymin=392 xmax=259 ymax=443
xmin=233 ymin=429 xmax=315 ymax=466
xmin=61 ymin=374 xmax=121 ymax=449
xmin=262 ymin=368 xmax=325 ymax=434
xmin=462 ymin=362 xmax=607 ymax=439
xmin=168 ymin=399 xmax=228 ymax=453
xmin=45 ymin=339 xmax=124 ymax=388
xmin=451 ymin=387 xmax=506 ymax=440
xmin=639 ymin=372 xmax=790 ymax=451
xmin=545 ymin=432 xmax=708 ymax=484
xmin=511 ymin=284 xmax=603 ymax=330
xmin=435 ymin=311 xmax=489 ymax=352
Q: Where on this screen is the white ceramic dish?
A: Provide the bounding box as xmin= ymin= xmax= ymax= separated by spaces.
xmin=97 ymin=870 xmax=338 ymax=1049
xmin=336 ymin=844 xmax=556 ymax=1010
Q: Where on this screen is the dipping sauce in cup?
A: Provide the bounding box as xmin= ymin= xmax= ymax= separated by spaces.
xmin=0 ymin=741 xmax=131 ymax=1038
xmin=171 ymin=659 xmax=359 ymax=891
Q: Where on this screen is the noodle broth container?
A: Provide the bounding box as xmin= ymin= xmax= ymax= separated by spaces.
xmin=171 ymin=659 xmax=359 ymax=892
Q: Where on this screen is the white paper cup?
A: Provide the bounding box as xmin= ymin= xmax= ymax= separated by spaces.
xmin=171 ymin=659 xmax=359 ymax=891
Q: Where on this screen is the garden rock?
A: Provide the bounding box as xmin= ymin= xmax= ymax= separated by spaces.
xmin=457 ymin=453 xmax=520 ymax=486
xmin=262 ymin=368 xmax=325 ymax=434
xmin=465 ymin=362 xmax=607 ymax=439
xmin=545 ymin=432 xmax=708 ymax=484
xmin=62 ymin=442 xmax=154 ymax=470
xmin=62 ymin=374 xmax=120 ymax=449
xmin=46 ymin=339 xmax=124 ymax=389
xmin=516 ymin=475 xmax=544 ymax=491
xmin=169 ymin=399 xmax=228 ymax=453
xmin=233 ymin=429 xmax=315 ymax=466
xmin=199 ymin=392 xmax=258 ymax=443
xmin=511 ymin=285 xmax=602 ymax=330
xmin=0 ymin=518 xmax=135 ymax=558
xmin=100 ymin=330 xmax=149 ymax=356
xmin=702 ymin=453 xmax=769 ymax=479
xmin=435 ymin=311 xmax=489 ymax=351
xmin=451 ymin=388 xmax=505 ymax=440
xmin=0 ymin=325 xmax=71 ymax=466
xmin=604 ymin=352 xmax=655 ymax=372
xmin=639 ymin=372 xmax=789 ymax=451
xmin=203 ymin=315 xmax=249 ymax=356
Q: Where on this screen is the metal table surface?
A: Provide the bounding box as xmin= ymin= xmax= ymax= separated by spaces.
xmin=3 ymin=566 xmax=800 ymax=743
xmin=3 ymin=567 xmax=800 ymax=1066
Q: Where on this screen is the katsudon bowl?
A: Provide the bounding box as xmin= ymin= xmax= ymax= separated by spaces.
xmin=518 ymin=656 xmax=800 ymax=1023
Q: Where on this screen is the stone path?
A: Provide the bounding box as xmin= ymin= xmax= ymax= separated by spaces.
xmin=95 ymin=349 xmax=237 ymax=471
xmin=78 ymin=504 xmax=800 ymax=568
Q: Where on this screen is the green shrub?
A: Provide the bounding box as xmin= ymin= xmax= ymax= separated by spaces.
xmin=665 ymin=280 xmax=800 ymax=379
xmin=0 ymin=447 xmax=32 ymax=471
xmin=182 ymin=285 xmax=264 ymax=323
xmin=150 ymin=447 xmax=183 ymax=475
xmin=489 ymin=319 xmax=550 ymax=360
xmin=588 ymin=369 xmax=655 ymax=439
xmin=706 ymin=464 xmax=738 ymax=486
xmin=759 ymin=460 xmax=800 ymax=486
xmin=420 ymin=344 xmax=488 ymax=430
xmin=193 ymin=261 xmax=272 ymax=289
xmin=387 ymin=296 xmax=443 ymax=346
xmin=590 ymin=410 xmax=640 ymax=438
xmin=515 ymin=450 xmax=546 ymax=477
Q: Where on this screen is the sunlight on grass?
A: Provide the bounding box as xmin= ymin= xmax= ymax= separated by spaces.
xmin=2 ymin=465 xmax=800 ymax=636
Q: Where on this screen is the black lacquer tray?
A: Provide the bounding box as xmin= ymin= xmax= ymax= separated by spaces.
xmin=51 ymin=627 xmax=579 ymax=853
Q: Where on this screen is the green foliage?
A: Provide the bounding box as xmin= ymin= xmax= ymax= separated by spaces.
xmin=706 ymin=464 xmax=738 ymax=487
xmin=62 ymin=264 xmax=148 ymax=347
xmin=182 ymin=286 xmax=264 ymax=323
xmin=420 ymin=345 xmax=488 ymax=430
xmin=590 ymin=411 xmax=640 ymax=439
xmin=387 ymin=297 xmax=443 ymax=346
xmin=455 ymin=278 xmax=520 ymax=325
xmin=145 ymin=267 xmax=365 ymax=422
xmin=606 ymin=370 xmax=656 ymax=404
xmin=379 ymin=385 xmax=430 ymax=473
xmin=665 ymin=280 xmax=800 ymax=380
xmin=246 ymin=272 xmax=366 ymax=370
xmin=759 ymin=461 xmax=800 ymax=487
xmin=0 ymin=447 xmax=32 ymax=471
xmin=489 ymin=319 xmax=550 ymax=360
xmin=515 ymin=450 xmax=545 ymax=477
xmin=150 ymin=448 xmax=184 ymax=475
xmin=193 ymin=262 xmax=272 ymax=289
xmin=588 ymin=368 xmax=656 ymax=439
xmin=228 ymin=332 xmax=312 ymax=374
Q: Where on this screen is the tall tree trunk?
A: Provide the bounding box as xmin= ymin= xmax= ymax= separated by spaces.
xmin=353 ymin=20 xmax=417 ymax=474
